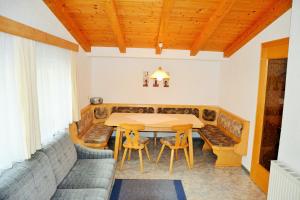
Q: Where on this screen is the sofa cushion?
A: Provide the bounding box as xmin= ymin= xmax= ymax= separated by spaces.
xmin=202 ymin=109 xmax=217 ymax=121
xmin=217 ymin=113 xmax=243 ymax=138
xmin=0 ymin=151 xmax=56 ymax=200
xmin=157 ymin=107 xmax=200 ymax=118
xmin=200 ymin=125 xmax=237 ymax=147
xmin=58 ymin=159 xmax=116 ymax=190
xmin=51 ymin=189 xmax=108 ymax=200
xmin=82 ymin=124 xmax=113 ymax=144
xmin=111 ymin=106 xmax=154 ymax=113
xmin=41 ymin=134 xmax=77 ymax=185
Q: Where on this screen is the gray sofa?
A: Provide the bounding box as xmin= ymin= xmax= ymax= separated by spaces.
xmin=0 ymin=134 xmax=116 ymax=200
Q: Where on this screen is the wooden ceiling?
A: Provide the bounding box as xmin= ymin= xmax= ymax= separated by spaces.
xmin=43 ymin=0 xmax=291 ymax=57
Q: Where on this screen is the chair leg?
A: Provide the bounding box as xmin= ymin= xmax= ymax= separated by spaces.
xmin=184 ymin=147 xmax=191 ymax=169
xmin=175 ymin=149 xmax=178 ymax=160
xmin=156 ymin=144 xmax=165 ymax=164
xmin=154 ymin=132 xmax=157 ymax=146
xmin=128 ymin=149 xmax=131 ymax=161
xmin=120 ymin=148 xmax=128 ymax=170
xmin=119 ymin=131 xmax=123 ymax=151
xmin=144 ymin=145 xmax=151 ymax=161
xmin=138 ymin=149 xmax=144 ymax=172
xmin=169 ymin=149 xmax=174 ymax=174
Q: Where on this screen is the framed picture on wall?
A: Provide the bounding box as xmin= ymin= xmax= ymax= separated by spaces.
xmin=143 ymin=71 xmax=149 ymax=87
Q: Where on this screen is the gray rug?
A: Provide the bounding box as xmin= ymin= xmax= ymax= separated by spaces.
xmin=110 ymin=179 xmax=186 ymax=200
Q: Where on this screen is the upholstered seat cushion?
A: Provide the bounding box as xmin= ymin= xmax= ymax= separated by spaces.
xmin=51 ymin=189 xmax=108 ymax=200
xmin=160 ymin=137 xmax=177 ymax=146
xmin=58 ymin=159 xmax=116 ymax=190
xmin=82 ymin=124 xmax=113 ymax=144
xmin=200 ymin=125 xmax=237 ymax=147
xmin=0 ymin=152 xmax=57 ymax=200
xmin=124 ymin=136 xmax=150 ymax=145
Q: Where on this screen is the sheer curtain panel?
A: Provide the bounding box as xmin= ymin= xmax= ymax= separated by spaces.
xmin=36 ymin=43 xmax=73 ymax=144
xmin=0 ymin=33 xmax=26 ymax=172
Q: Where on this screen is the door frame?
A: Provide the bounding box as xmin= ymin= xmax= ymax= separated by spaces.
xmin=250 ymin=38 xmax=289 ymax=193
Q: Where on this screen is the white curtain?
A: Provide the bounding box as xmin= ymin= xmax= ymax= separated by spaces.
xmin=71 ymin=52 xmax=80 ymax=121
xmin=15 ymin=37 xmax=41 ymax=157
xmin=0 ymin=33 xmax=27 ymax=171
xmin=36 ymin=43 xmax=73 ymax=144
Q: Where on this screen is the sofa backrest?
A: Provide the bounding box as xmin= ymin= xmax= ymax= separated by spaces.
xmin=0 ymin=151 xmax=56 ymax=200
xmin=157 ymin=107 xmax=200 ymax=118
xmin=41 ymin=133 xmax=77 ymax=185
xmin=111 ymin=106 xmax=155 ymax=114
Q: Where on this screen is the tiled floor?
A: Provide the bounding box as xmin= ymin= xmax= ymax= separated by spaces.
xmin=110 ymin=138 xmax=266 ymax=200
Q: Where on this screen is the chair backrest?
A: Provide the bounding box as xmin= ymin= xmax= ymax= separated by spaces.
xmin=120 ymin=124 xmax=145 ymax=148
xmin=171 ymin=124 xmax=193 ymax=148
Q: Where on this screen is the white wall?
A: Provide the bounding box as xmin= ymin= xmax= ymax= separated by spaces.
xmin=90 ymin=55 xmax=222 ymax=105
xmin=77 ymin=48 xmax=92 ymax=109
xmin=278 ymin=1 xmax=300 ymax=174
xmin=219 ymin=10 xmax=291 ymax=170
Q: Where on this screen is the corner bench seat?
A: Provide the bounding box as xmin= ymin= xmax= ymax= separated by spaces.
xmin=199 ymin=110 xmax=249 ymax=167
xmin=200 ymin=125 xmax=237 ymax=147
xmin=82 ymin=124 xmax=113 ymax=144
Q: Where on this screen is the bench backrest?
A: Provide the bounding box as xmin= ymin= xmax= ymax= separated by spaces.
xmin=217 ymin=109 xmax=249 ymax=155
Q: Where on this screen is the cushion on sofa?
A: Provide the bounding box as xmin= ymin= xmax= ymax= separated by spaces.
xmin=217 ymin=113 xmax=243 ymax=138
xmin=41 ymin=134 xmax=77 ymax=185
xmin=157 ymin=107 xmax=200 ymax=118
xmin=202 ymin=109 xmax=217 ymax=121
xmin=200 ymin=125 xmax=237 ymax=147
xmin=51 ymin=189 xmax=107 ymax=200
xmin=0 ymin=151 xmax=56 ymax=200
xmin=58 ymin=159 xmax=115 ymax=191
xmin=111 ymin=106 xmax=154 ymax=113
xmin=82 ymin=124 xmax=113 ymax=144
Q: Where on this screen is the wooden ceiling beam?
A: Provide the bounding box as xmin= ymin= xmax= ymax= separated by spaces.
xmin=105 ymin=0 xmax=126 ymax=53
xmin=190 ymin=0 xmax=236 ymax=56
xmin=155 ymin=0 xmax=175 ymax=54
xmin=43 ymin=0 xmax=91 ymax=52
xmin=224 ymin=0 xmax=292 ymax=57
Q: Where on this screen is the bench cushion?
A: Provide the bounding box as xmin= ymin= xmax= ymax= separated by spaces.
xmin=94 ymin=107 xmax=109 ymax=119
xmin=0 ymin=152 xmax=56 ymax=200
xmin=202 ymin=109 xmax=217 ymax=121
xmin=157 ymin=107 xmax=200 ymax=118
xmin=82 ymin=124 xmax=113 ymax=144
xmin=51 ymin=189 xmax=107 ymax=200
xmin=217 ymin=113 xmax=243 ymax=138
xmin=41 ymin=134 xmax=77 ymax=185
xmin=58 ymin=159 xmax=116 ymax=190
xmin=111 ymin=106 xmax=154 ymax=113
xmin=200 ymin=125 xmax=237 ymax=147
xmin=76 ymin=110 xmax=94 ymax=136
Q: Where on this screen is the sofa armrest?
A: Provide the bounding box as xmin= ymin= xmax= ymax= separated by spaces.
xmin=75 ymin=144 xmax=113 ymax=159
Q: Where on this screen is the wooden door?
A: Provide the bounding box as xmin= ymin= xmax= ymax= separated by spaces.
xmin=250 ymin=38 xmax=289 ymax=193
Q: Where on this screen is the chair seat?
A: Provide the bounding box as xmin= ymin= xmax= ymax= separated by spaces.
xmin=200 ymin=125 xmax=237 ymax=147
xmin=123 ymin=136 xmax=150 ymax=147
xmin=82 ymin=124 xmax=113 ymax=144
xmin=160 ymin=137 xmax=188 ymax=148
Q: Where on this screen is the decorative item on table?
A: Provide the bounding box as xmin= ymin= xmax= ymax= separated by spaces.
xmin=90 ymin=97 xmax=103 ymax=105
xmin=143 ymin=71 xmax=149 ymax=87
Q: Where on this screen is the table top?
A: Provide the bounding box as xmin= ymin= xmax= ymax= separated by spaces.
xmin=104 ymin=113 xmax=204 ymax=129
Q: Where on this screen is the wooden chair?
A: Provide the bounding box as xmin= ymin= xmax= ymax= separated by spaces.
xmin=120 ymin=124 xmax=151 ymax=172
xmin=156 ymin=124 xmax=193 ymax=173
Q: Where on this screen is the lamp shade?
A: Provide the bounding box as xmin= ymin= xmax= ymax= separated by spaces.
xmin=150 ymin=67 xmax=170 ymax=81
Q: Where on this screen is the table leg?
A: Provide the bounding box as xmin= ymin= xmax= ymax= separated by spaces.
xmin=188 ymin=129 xmax=194 ymax=168
xmin=114 ymin=126 xmax=121 ymax=160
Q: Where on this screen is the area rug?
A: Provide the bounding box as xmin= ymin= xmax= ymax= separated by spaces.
xmin=110 ymin=179 xmax=187 ymax=200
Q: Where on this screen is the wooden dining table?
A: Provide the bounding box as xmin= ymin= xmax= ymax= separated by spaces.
xmin=104 ymin=113 xmax=204 ymax=168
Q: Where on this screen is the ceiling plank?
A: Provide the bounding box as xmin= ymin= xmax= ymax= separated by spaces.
xmin=0 ymin=16 xmax=79 ymax=52
xmin=224 ymin=0 xmax=292 ymax=57
xmin=105 ymin=0 xmax=126 ymax=53
xmin=155 ymin=0 xmax=175 ymax=54
xmin=190 ymin=0 xmax=236 ymax=56
xmin=43 ymin=0 xmax=91 ymax=52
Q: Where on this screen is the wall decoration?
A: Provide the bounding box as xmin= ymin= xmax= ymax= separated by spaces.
xmin=143 ymin=71 xmax=149 ymax=87
xmin=163 ymin=72 xmax=170 ymax=87
xmin=153 ymin=79 xmax=159 ymax=87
